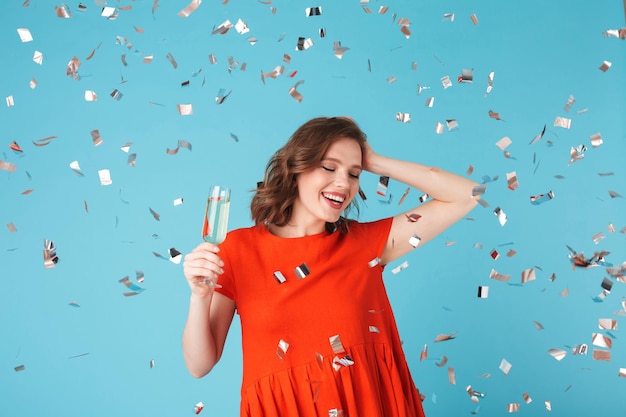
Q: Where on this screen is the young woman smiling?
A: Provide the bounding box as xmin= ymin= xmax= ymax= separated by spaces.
xmin=182 ymin=116 xmax=479 ymax=417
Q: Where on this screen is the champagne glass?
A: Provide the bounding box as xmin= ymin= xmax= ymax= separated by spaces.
xmin=200 ymin=186 xmax=230 ymax=287
xmin=202 ymin=185 xmax=230 ymax=244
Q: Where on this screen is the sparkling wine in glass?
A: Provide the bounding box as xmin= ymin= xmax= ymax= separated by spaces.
xmin=202 ymin=186 xmax=230 ymax=244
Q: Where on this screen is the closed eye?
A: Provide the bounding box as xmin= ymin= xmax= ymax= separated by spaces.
xmin=322 ymin=166 xmax=335 ymax=172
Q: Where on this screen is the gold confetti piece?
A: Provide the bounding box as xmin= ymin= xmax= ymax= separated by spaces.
xmin=563 ymin=94 xmax=576 ymax=112
xmin=572 ymin=343 xmax=588 ymax=355
xmin=29 ymin=78 xmax=36 ymax=89
xmin=22 ymin=189 xmax=33 ymax=195
xmin=608 ymin=190 xmax=622 ymax=198
xmin=435 ymin=122 xmax=444 ymax=134
xmin=0 ymin=160 xmax=17 ymax=172
xmin=194 ymin=401 xmax=204 ymax=414
xmin=7 ymin=222 xmax=17 ymax=232
xmin=499 ymin=358 xmax=512 ymax=375
xmin=420 ymin=344 xmax=428 ymax=361
xmin=434 ymin=332 xmax=457 ymax=342
xmin=425 ymin=97 xmax=435 ymax=107
xmin=554 ymin=116 xmax=571 ymax=129
xmin=143 ymin=55 xmax=153 ymax=64
xmin=14 ymin=365 xmax=25 ymax=372
xmin=592 ymin=349 xmax=611 ymax=361
xmin=6 ymin=96 xmax=15 ymax=107
xmin=436 ymin=356 xmax=448 ymax=367
xmin=599 ymin=60 xmax=612 ymax=72
xmin=44 ymin=239 xmax=58 ymax=268
xmin=119 ymin=276 xmax=145 ymax=295
xmin=69 ymin=300 xmax=80 ymax=307
xmin=379 ymin=6 xmax=389 ymax=14
xmin=98 ymin=169 xmax=112 ymax=186
xmin=466 ymin=386 xmax=485 ymax=402
xmin=33 ymin=50 xmax=43 ymax=65
xmin=448 ymin=367 xmax=456 ymax=384
xmin=619 ymin=368 xmax=626 ymax=378
xmin=398 ymin=187 xmax=410 ymax=205
xmin=261 ymin=66 xmax=285 ymax=83
xmin=548 ymin=348 xmax=567 ymax=361
xmin=289 ymin=80 xmax=305 ymax=102
xmin=84 ymin=200 xmax=88 ymax=213
xmin=470 ymin=13 xmax=479 ymax=25
xmin=391 ymin=261 xmax=409 ymax=274
xmin=396 ymin=112 xmax=411 ymax=123
xmin=488 ymin=110 xmax=502 ymax=120
xmin=127 ymin=153 xmax=136 ymax=167
xmin=387 ymin=76 xmax=397 ymax=84
xmin=592 ymin=333 xmax=612 ymax=349
xmin=398 ymin=18 xmax=411 ymax=38
xmin=588 ymin=132 xmax=603 ymax=148
xmin=522 ymin=392 xmax=532 ymax=404
xmin=477 ymin=286 xmax=489 ymax=298
xmin=84 ymin=90 xmax=97 ymax=101
xmin=533 ymin=321 xmax=544 ymax=330
xmin=149 ymin=207 xmax=160 ymax=221
xmin=55 ymin=4 xmax=72 ymax=18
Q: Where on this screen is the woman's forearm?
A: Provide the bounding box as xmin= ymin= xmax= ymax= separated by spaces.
xmin=367 ymin=153 xmax=479 ymax=203
xmin=182 ymin=294 xmax=219 ymax=378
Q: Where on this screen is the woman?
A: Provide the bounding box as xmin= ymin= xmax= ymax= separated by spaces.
xmin=182 ymin=117 xmax=479 ymax=416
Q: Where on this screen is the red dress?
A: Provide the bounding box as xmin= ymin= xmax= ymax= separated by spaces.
xmin=215 ymin=218 xmax=425 ymax=417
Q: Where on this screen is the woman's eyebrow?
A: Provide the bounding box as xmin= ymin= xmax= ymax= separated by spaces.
xmin=322 ymin=157 xmax=362 ymax=170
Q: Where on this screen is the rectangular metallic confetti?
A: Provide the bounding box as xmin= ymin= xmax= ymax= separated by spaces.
xmin=294 ymin=263 xmax=310 ymax=279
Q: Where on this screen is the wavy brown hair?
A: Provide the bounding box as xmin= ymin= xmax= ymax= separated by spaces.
xmin=251 ymin=116 xmax=367 ymax=233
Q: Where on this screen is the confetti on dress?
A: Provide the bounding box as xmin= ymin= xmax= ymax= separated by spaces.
xmin=294 ymin=263 xmax=310 ymax=279
xmin=270 ymin=339 xmax=290 ymax=361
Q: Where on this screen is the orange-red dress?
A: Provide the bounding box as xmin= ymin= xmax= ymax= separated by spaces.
xmin=215 ymin=218 xmax=425 ymax=417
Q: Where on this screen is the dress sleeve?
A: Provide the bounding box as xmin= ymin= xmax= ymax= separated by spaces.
xmin=350 ymin=217 xmax=393 ymax=263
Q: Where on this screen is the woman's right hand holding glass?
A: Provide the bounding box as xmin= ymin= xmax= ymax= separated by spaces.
xmin=183 ymin=242 xmax=225 ymax=298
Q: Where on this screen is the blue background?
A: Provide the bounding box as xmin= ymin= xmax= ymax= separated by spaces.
xmin=1 ymin=1 xmax=625 ymax=416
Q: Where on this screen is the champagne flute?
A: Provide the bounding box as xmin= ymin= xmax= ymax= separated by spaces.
xmin=201 ymin=186 xmax=230 ymax=286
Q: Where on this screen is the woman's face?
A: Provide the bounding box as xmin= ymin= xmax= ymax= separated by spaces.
xmin=293 ymin=137 xmax=363 ymax=226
